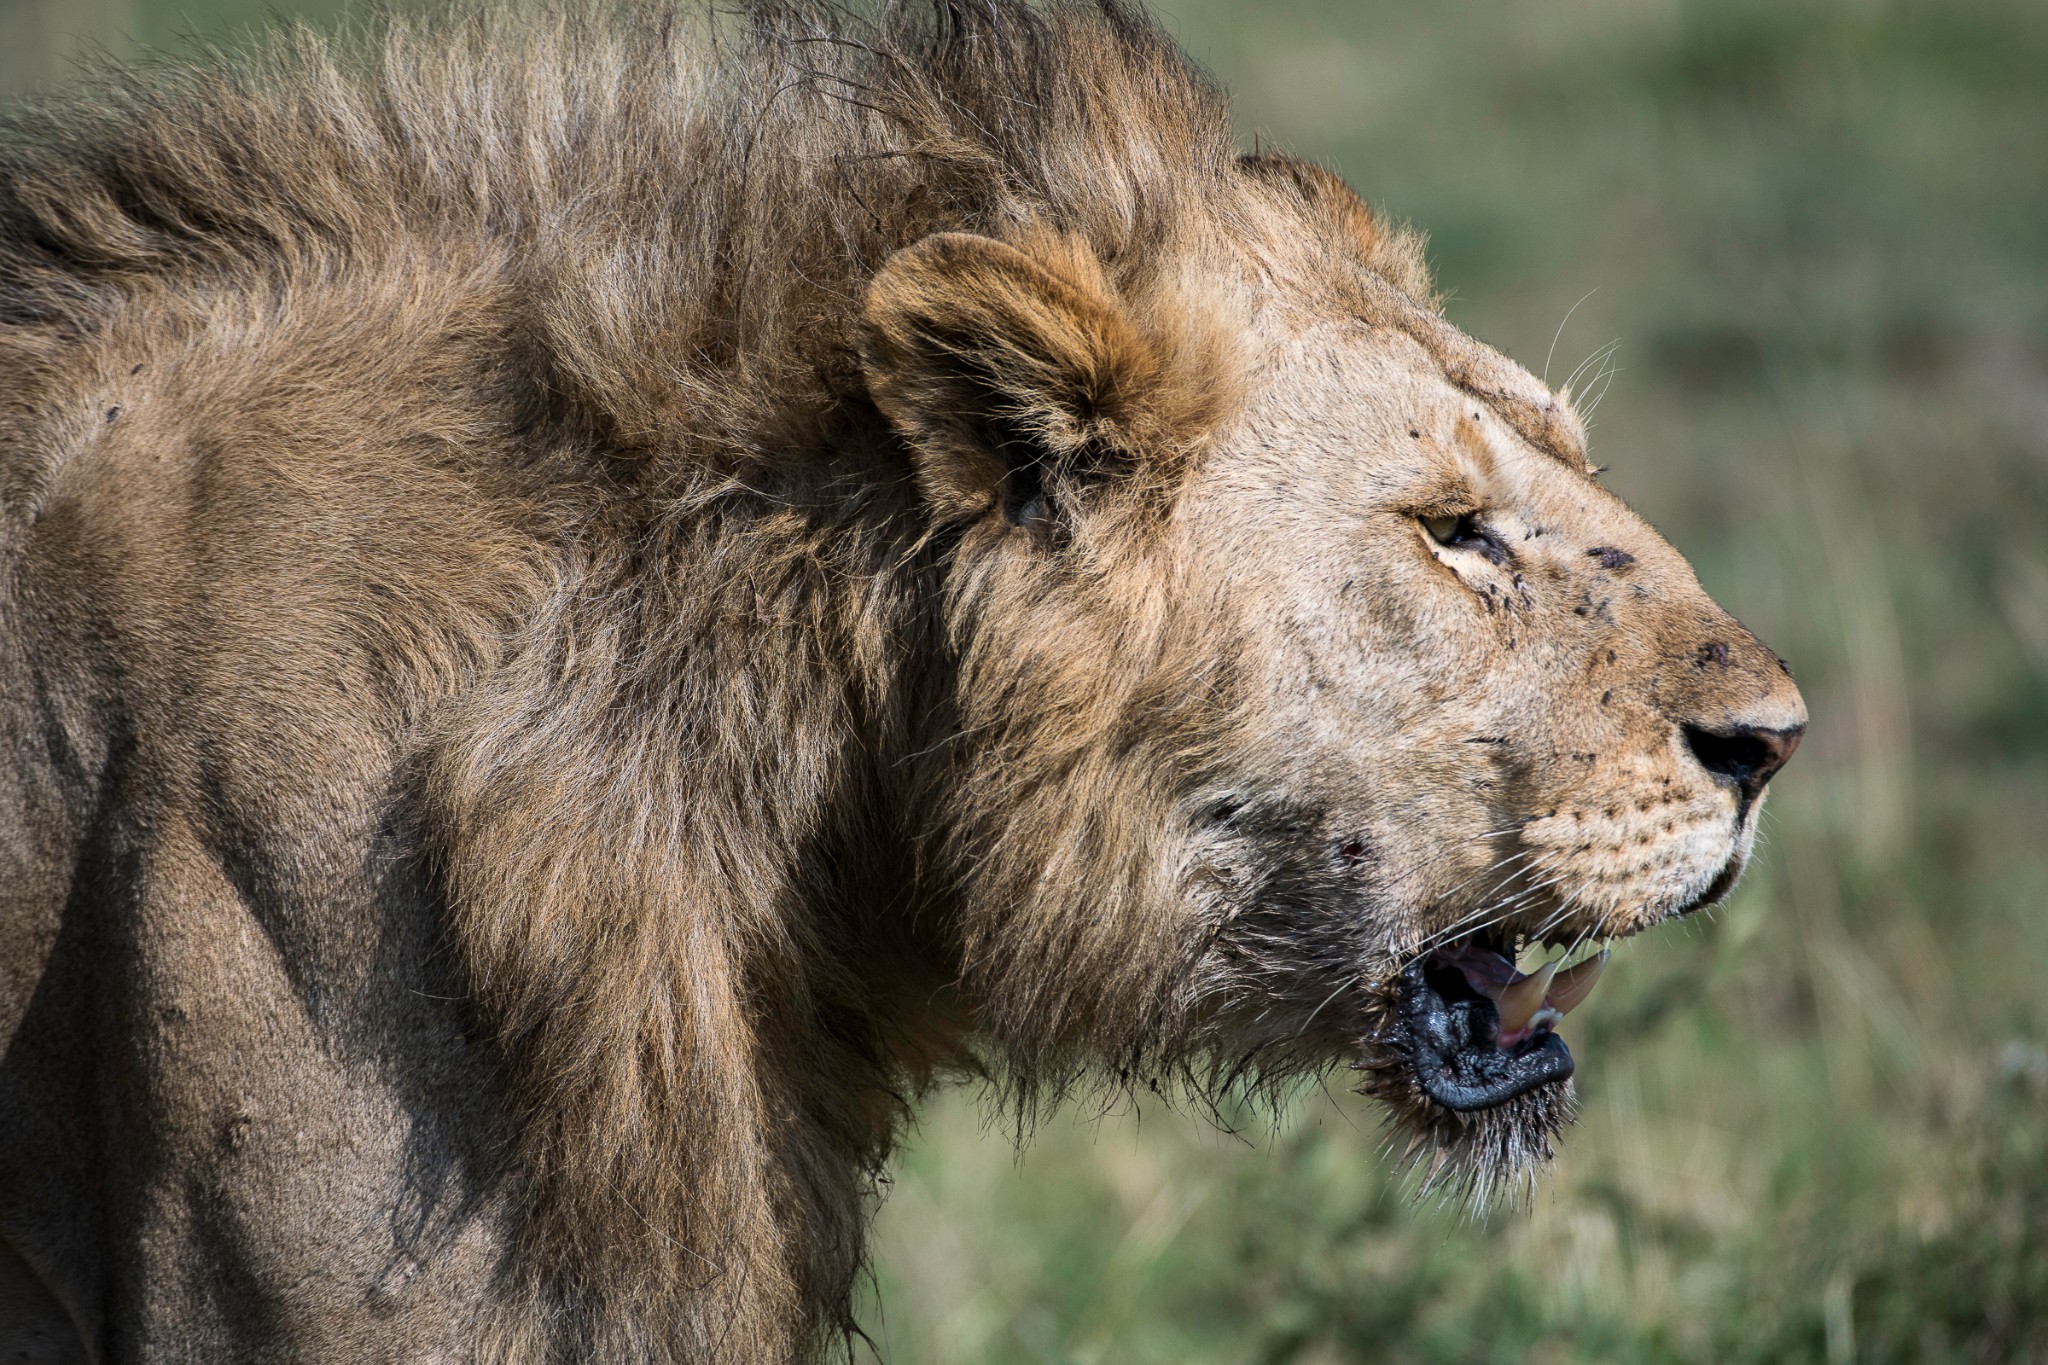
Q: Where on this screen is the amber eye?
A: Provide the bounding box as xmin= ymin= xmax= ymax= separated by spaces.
xmin=1421 ymin=514 xmax=1464 ymax=544
xmin=1421 ymin=512 xmax=1507 ymax=563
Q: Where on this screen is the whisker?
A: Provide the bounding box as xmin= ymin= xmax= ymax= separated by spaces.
xmin=1366 ymin=847 xmax=1538 ymax=936
xmin=1580 ymin=357 xmax=1624 ymax=422
xmin=1560 ymin=338 xmax=1622 ymax=401
xmin=1543 ymin=287 xmax=1600 ymax=387
xmin=1412 ymin=867 xmax=1568 ymax=956
xmin=1528 ymin=888 xmax=1589 ymax=947
xmin=1294 ymin=971 xmax=1363 ymax=1041
xmin=1423 ymin=869 xmax=1571 ymax=951
xmin=1413 ymin=854 xmax=1545 ymax=942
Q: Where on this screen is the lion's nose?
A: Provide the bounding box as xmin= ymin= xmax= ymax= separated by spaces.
xmin=1682 ymin=722 xmax=1804 ymax=805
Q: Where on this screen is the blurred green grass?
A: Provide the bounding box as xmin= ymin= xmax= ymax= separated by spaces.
xmin=7 ymin=0 xmax=2044 ymax=1360
xmin=873 ymin=3 xmax=2048 ymax=1360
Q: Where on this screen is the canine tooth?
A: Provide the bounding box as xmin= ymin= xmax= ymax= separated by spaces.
xmin=1547 ymin=950 xmax=1610 ymax=1016
xmin=1496 ymin=959 xmax=1558 ymax=1036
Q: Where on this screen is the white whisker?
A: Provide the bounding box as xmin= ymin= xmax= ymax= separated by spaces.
xmin=1543 ymin=287 xmax=1600 ymax=387
xmin=1560 ymin=338 xmax=1621 ymax=401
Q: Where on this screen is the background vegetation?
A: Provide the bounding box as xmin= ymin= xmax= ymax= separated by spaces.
xmin=6 ymin=0 xmax=2043 ymax=1360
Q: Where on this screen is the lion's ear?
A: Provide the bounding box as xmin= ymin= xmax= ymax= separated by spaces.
xmin=861 ymin=231 xmax=1221 ymax=527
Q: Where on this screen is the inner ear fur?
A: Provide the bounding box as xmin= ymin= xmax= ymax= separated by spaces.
xmin=860 ymin=230 xmax=1228 ymax=523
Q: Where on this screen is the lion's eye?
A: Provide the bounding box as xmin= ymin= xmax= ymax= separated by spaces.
xmin=1421 ymin=511 xmax=1508 ymax=563
xmin=1421 ymin=514 xmax=1464 ymax=544
xmin=1422 ymin=512 xmax=1482 ymax=547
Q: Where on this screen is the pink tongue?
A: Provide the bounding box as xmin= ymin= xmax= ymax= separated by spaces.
xmin=1435 ymin=940 xmax=1519 ymax=998
xmin=1432 ymin=941 xmax=1559 ymax=1048
xmin=1429 ymin=940 xmax=1611 ymax=1050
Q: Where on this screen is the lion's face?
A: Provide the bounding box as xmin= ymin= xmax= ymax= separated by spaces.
xmin=1175 ymin=314 xmax=1804 ymax=1163
xmin=863 ymin=210 xmax=1804 ymax=1189
xmin=1195 ymin=315 xmax=1803 ymax=950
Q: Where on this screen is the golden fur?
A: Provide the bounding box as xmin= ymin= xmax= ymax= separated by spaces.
xmin=0 ymin=3 xmax=1804 ymax=1360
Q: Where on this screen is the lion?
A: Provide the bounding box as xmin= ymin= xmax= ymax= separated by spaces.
xmin=0 ymin=1 xmax=1806 ymax=1360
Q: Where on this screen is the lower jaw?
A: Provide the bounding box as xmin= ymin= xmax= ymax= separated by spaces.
xmin=1343 ymin=870 xmax=1736 ymax=1193
xmin=1397 ymin=959 xmax=1577 ymax=1111
xmin=1348 ymin=1002 xmax=1581 ymax=1206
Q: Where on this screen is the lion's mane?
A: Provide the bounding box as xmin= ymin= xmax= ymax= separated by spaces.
xmin=0 ymin=3 xmax=1567 ymax=1359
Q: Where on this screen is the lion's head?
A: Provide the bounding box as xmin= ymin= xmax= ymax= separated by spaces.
xmin=863 ymin=159 xmax=1804 ymax=1196
xmin=0 ymin=3 xmax=1814 ymax=1356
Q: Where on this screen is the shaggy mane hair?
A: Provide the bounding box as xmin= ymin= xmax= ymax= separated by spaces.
xmin=0 ymin=4 xmax=1473 ymax=1359
xmin=0 ymin=0 xmax=1436 ymax=466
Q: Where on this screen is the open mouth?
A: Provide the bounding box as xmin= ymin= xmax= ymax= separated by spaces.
xmin=1396 ymin=933 xmax=1610 ymax=1113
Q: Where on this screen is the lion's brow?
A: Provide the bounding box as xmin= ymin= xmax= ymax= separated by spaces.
xmin=1352 ymin=274 xmax=1591 ymax=473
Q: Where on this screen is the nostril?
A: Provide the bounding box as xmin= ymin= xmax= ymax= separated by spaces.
xmin=1682 ymin=722 xmax=1804 ymax=799
xmin=1683 ymin=725 xmax=1767 ymax=786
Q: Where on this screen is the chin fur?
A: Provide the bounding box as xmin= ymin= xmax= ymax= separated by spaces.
xmin=1352 ymin=971 xmax=1577 ymax=1209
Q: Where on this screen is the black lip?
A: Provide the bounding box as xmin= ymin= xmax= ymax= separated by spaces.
xmin=1397 ymin=960 xmax=1575 ymax=1112
xmin=1688 ymin=853 xmax=1745 ymax=915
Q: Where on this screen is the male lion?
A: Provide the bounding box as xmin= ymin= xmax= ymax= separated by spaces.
xmin=0 ymin=1 xmax=1805 ymax=1359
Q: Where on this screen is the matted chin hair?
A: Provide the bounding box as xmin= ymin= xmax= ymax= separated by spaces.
xmin=1354 ymin=979 xmax=1578 ymax=1209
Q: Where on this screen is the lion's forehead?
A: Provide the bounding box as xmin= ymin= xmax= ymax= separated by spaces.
xmin=1191 ymin=321 xmax=1607 ymax=537
xmin=1220 ymin=278 xmax=1588 ymax=446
